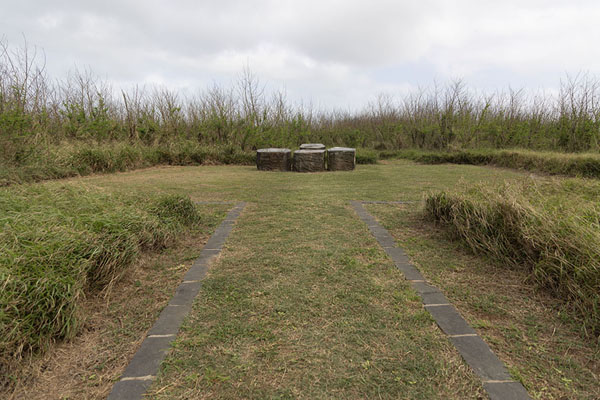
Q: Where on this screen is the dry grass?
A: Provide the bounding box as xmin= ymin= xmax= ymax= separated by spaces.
xmin=368 ymin=203 xmax=600 ymax=399
xmin=3 ymin=231 xmax=216 ymax=400
xmin=424 ymin=178 xmax=600 ymax=336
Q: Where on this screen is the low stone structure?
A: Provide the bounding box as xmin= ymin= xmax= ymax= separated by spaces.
xmin=293 ymin=149 xmax=326 ymax=172
xmin=327 ymin=147 xmax=356 ymax=171
xmin=299 ymin=143 xmax=326 ymax=150
xmin=256 ymin=148 xmax=291 ymax=171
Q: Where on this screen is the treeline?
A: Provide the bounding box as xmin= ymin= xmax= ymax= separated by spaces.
xmin=3 ymin=39 xmax=600 ymax=167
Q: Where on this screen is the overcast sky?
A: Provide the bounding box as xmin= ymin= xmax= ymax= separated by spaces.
xmin=2 ymin=1 xmax=599 ymax=109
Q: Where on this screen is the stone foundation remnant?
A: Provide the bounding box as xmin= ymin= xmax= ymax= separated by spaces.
xmin=327 ymin=147 xmax=356 ymax=171
xmin=256 ymin=148 xmax=292 ymax=171
xmin=294 ymin=149 xmax=326 ymax=172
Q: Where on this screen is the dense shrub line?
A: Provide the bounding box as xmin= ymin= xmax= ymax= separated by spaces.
xmin=424 ymin=181 xmax=600 ymax=337
xmin=4 ymin=40 xmax=600 ymax=164
xmin=0 ymin=186 xmax=202 ymax=368
xmin=0 ymin=142 xmax=256 ymax=186
xmin=0 ymin=142 xmax=379 ymax=186
xmin=388 ymin=149 xmax=600 ymax=179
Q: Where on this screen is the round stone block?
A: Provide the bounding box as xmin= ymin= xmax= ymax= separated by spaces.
xmin=299 ymin=143 xmax=326 ymax=150
xmin=256 ymin=148 xmax=291 ymax=171
xmin=327 ymin=147 xmax=356 ymax=171
xmin=293 ymin=149 xmax=326 ymax=172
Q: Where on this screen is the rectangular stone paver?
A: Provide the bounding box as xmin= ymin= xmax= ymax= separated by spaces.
xmin=107 ymin=202 xmax=246 ymax=400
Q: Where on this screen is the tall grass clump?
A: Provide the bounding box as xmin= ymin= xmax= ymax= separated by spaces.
xmin=0 ymin=185 xmax=201 ymax=369
xmin=424 ymin=180 xmax=600 ymax=337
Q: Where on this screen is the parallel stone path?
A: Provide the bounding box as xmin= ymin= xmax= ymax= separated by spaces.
xmin=107 ymin=202 xmax=246 ymax=400
xmin=351 ymin=201 xmax=531 ymax=400
xmin=108 ymin=199 xmax=530 ymax=399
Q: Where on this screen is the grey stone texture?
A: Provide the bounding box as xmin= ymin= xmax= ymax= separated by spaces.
xmin=483 ymin=381 xmax=532 ymax=400
xmin=293 ymin=149 xmax=326 ymax=172
xmin=299 ymin=143 xmax=326 ymax=150
xmin=327 ymin=147 xmax=356 ymax=171
xmin=256 ymin=148 xmax=291 ymax=171
xmin=450 ymin=335 xmax=512 ymax=381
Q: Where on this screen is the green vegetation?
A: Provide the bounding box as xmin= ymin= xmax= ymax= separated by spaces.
xmin=424 ymin=178 xmax=600 ymax=337
xmin=4 ymin=40 xmax=600 ymax=187
xmin=3 ymin=37 xmax=600 ymax=398
xmin=387 ymin=148 xmax=600 ymax=179
xmin=0 ymin=185 xmax=203 ymax=366
xmin=0 ymin=141 xmax=256 ymax=186
xmin=367 ymin=201 xmax=600 ymax=399
xmin=3 ymin=161 xmax=598 ymax=398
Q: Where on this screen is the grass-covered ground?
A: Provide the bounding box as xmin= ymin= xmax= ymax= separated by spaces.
xmin=4 ymin=160 xmax=600 ymax=399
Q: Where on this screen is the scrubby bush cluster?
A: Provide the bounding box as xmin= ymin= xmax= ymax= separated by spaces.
xmin=0 ymin=186 xmax=201 ymax=368
xmin=425 ymin=180 xmax=600 ymax=337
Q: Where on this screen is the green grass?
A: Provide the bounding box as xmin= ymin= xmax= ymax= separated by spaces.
xmin=385 ymin=148 xmax=600 ymax=179
xmin=6 ymin=160 xmax=600 ymax=398
xmin=0 ymin=185 xmax=207 ymax=368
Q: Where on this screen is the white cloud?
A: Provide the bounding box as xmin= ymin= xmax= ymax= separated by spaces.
xmin=2 ymin=0 xmax=600 ymax=108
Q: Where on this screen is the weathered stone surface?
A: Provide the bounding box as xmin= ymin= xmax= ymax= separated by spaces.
xmin=327 ymin=147 xmax=356 ymax=171
xmin=299 ymin=143 xmax=326 ymax=150
xmin=256 ymin=148 xmax=291 ymax=171
xmin=294 ymin=149 xmax=326 ymax=172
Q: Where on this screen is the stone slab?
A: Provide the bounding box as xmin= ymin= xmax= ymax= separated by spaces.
xmin=108 ymin=379 xmax=154 ymax=400
xmin=327 ymin=147 xmax=355 ymax=171
xmin=147 ymin=304 xmax=192 ymax=336
xmin=410 ymin=281 xmax=441 ymax=294
xmin=107 ymin=202 xmax=246 ymax=400
xmin=299 ymin=143 xmax=325 ymax=150
xmin=483 ymin=381 xmax=531 ymax=400
xmin=421 ymin=290 xmax=450 ymax=305
xmin=450 ymin=335 xmax=513 ymax=381
xmin=383 ymin=247 xmax=411 ymax=264
xmin=256 ymin=148 xmax=291 ymax=171
xmin=426 ymin=304 xmax=477 ymax=336
xmin=168 ymin=281 xmax=204 ymax=306
xmin=393 ymin=263 xmax=425 ymax=281
xmin=119 ymin=335 xmax=174 ymax=378
xmin=352 ymin=200 xmax=531 ymax=400
xmin=293 ymin=149 xmax=326 ymax=172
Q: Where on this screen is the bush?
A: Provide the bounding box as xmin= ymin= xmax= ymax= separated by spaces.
xmin=0 ymin=186 xmax=201 ymax=366
xmin=424 ymin=180 xmax=600 ymax=336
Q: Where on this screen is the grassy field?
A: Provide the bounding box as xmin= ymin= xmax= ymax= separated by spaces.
xmin=4 ymin=160 xmax=600 ymax=399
